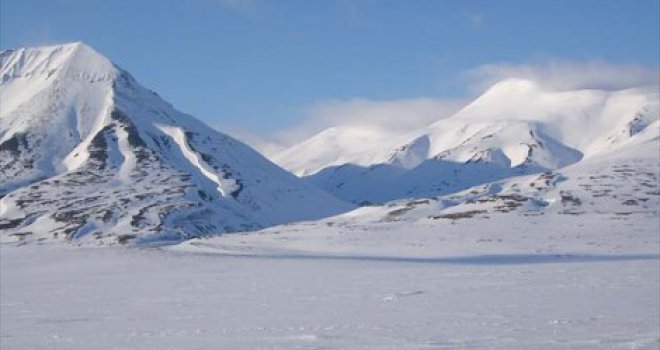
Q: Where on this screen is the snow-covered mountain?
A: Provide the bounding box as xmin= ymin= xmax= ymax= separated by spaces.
xmin=272 ymin=124 xmax=400 ymax=177
xmin=275 ymin=78 xmax=659 ymax=204
xmin=347 ymin=136 xmax=659 ymax=226
xmin=0 ymin=42 xmax=353 ymax=244
xmin=186 ymin=134 xmax=658 ymax=259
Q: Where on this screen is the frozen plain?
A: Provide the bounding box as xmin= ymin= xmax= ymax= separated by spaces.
xmin=2 ymin=213 xmax=659 ymax=350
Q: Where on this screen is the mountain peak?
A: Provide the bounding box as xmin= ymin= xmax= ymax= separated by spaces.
xmin=0 ymin=42 xmax=352 ymax=245
xmin=1 ymin=41 xmax=116 ymax=84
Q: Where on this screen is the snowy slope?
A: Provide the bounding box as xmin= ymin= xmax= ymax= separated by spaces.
xmin=275 ymin=79 xmax=659 ymax=204
xmin=0 ymin=42 xmax=353 ymax=244
xmin=272 ymin=125 xmax=400 ymax=176
xmin=360 ymin=136 xmax=660 ymax=229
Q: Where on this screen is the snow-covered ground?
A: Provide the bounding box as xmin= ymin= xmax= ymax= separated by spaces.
xmin=1 ymin=245 xmax=658 ymax=350
xmin=2 ymin=207 xmax=659 ymax=350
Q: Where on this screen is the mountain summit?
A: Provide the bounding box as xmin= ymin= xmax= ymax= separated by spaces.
xmin=0 ymin=42 xmax=352 ymax=244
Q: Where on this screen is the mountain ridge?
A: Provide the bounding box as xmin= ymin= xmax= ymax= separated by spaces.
xmin=273 ymin=78 xmax=659 ymax=204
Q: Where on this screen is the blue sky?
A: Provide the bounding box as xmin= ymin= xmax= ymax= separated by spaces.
xmin=1 ymin=0 xmax=659 ymax=151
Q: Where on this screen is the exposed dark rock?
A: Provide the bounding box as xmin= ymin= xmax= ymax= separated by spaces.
xmin=0 ymin=133 xmax=28 ymax=155
xmin=430 ymin=210 xmax=488 ymax=220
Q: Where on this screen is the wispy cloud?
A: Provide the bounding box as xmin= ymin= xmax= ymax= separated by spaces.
xmin=230 ymin=97 xmax=467 ymax=157
xmin=219 ymin=125 xmax=289 ymax=158
xmin=300 ymin=97 xmax=466 ymax=131
xmin=465 ymin=59 xmax=659 ymax=92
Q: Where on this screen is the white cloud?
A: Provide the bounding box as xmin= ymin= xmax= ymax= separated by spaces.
xmin=219 ymin=126 xmax=289 ymax=157
xmin=302 ymin=97 xmax=466 ymax=130
xmin=465 ymin=59 xmax=659 ymax=92
xmin=227 ymin=97 xmax=467 ymax=157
